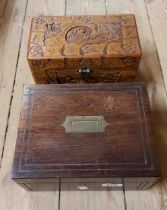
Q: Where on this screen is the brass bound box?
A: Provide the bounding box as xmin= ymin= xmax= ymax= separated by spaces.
xmin=27 ymin=15 xmax=142 ymax=84
xmin=11 ymin=83 xmax=160 ymax=191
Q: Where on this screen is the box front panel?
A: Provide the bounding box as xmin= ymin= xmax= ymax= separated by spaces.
xmin=29 ymin=58 xmax=140 ymax=84
xmin=16 ymin=177 xmax=159 ymax=191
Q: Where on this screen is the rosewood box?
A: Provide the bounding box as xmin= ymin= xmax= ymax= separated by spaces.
xmin=11 ymin=83 xmax=160 ymax=191
xmin=27 ymin=15 xmax=142 ymax=84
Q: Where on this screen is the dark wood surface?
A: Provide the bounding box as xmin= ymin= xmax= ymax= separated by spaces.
xmin=12 ymin=83 xmax=160 ymax=187
xmin=27 ymin=15 xmax=142 ymax=83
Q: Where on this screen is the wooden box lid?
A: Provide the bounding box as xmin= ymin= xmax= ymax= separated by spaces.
xmin=27 ymin=15 xmax=142 ymax=84
xmin=12 ymin=83 xmax=160 ymax=180
xmin=27 ymin=15 xmax=141 ymax=60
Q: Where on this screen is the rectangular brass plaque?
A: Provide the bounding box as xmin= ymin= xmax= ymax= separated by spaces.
xmin=61 ymin=116 xmax=108 ymax=133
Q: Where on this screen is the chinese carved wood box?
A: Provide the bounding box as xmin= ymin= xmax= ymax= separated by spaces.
xmin=11 ymin=83 xmax=160 ymax=191
xmin=27 ymin=15 xmax=142 ymax=84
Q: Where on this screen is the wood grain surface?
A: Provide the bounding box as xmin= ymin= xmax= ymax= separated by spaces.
xmin=60 ymin=2 xmax=126 ymax=209
xmin=0 ymin=0 xmax=167 ymax=209
xmin=0 ymin=0 xmax=64 ymax=210
xmin=0 ymin=0 xmax=27 ymax=165
xmin=11 ymin=83 xmax=160 ymax=186
xmin=106 ymin=0 xmax=167 ymax=209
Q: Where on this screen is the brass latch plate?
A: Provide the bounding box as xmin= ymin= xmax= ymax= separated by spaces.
xmin=61 ymin=116 xmax=108 ymax=133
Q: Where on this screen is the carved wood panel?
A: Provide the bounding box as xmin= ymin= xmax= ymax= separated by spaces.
xmin=28 ymin=15 xmax=142 ymax=83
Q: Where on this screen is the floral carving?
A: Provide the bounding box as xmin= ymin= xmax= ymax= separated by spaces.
xmin=30 ymin=45 xmax=44 ymax=57
xmin=34 ymin=17 xmax=46 ymax=24
xmin=121 ymin=57 xmax=136 ymax=67
xmin=66 ymin=26 xmax=92 ymax=44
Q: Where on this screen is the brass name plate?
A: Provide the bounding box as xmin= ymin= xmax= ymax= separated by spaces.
xmin=61 ymin=116 xmax=108 ymax=133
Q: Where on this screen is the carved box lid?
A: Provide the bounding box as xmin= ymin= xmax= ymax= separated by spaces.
xmin=12 ymin=83 xmax=160 ymax=180
xmin=27 ymin=15 xmax=141 ymax=60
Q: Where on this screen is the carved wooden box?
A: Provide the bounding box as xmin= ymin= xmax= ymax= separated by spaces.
xmin=11 ymin=83 xmax=160 ymax=191
xmin=27 ymin=15 xmax=142 ymax=84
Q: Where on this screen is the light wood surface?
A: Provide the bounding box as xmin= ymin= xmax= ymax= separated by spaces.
xmin=0 ymin=0 xmax=167 ymax=209
xmin=106 ymin=0 xmax=167 ymax=209
xmin=145 ymin=0 xmax=167 ymax=93
xmin=0 ymin=0 xmax=27 ymax=165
